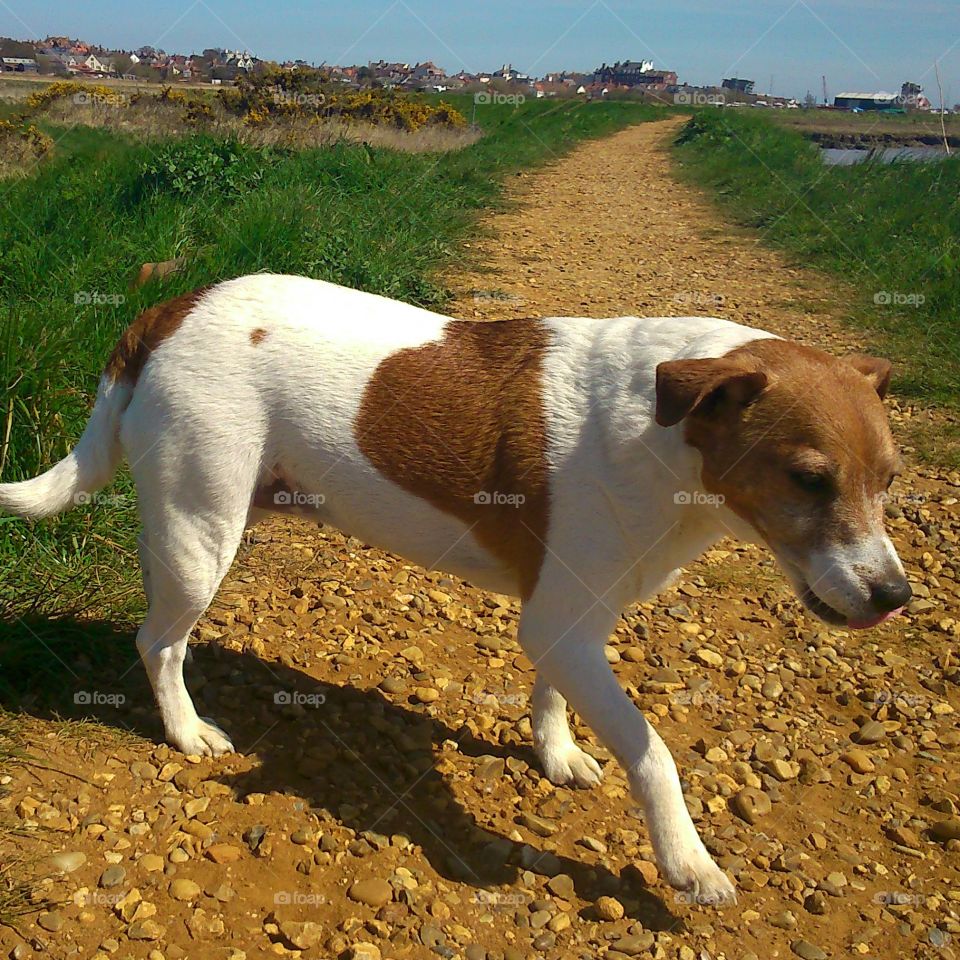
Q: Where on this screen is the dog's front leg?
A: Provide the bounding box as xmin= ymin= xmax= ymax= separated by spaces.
xmin=519 ymin=590 xmax=735 ymax=906
xmin=532 ymin=673 xmax=603 ymax=788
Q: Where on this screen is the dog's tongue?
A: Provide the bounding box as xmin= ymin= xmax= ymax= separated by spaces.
xmin=848 ymin=607 xmax=904 ymax=630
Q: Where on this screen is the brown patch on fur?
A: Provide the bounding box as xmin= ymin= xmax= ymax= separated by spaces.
xmin=356 ymin=320 xmax=550 ymax=599
xmin=249 ymin=327 xmax=268 ymax=345
xmin=104 ymin=288 xmax=209 ymax=386
xmin=663 ymin=338 xmax=899 ymax=555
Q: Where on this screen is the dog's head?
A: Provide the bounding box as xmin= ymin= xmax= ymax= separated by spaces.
xmin=656 ymin=338 xmax=910 ymax=629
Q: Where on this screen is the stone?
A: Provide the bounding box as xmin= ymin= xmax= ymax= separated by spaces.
xmin=791 ymin=941 xmax=828 ymax=960
xmin=731 ymin=787 xmax=772 ymax=824
xmin=205 ymin=843 xmax=242 ymax=863
xmin=348 ymin=878 xmax=393 ymax=907
xmin=547 ymin=874 xmax=575 ymax=899
xmin=931 ymin=820 xmax=960 ymax=843
xmin=128 ymin=919 xmax=165 ymax=941
xmin=99 ymin=865 xmax=126 ymax=888
xmin=840 ymin=749 xmax=875 ymax=774
xmin=37 ymin=911 xmax=64 ymax=933
xmin=49 ymin=851 xmax=86 ymax=874
xmin=170 ymin=878 xmax=202 ymax=901
xmin=595 ymin=896 xmax=624 ymax=921
xmin=856 ymin=720 xmax=886 ymax=744
xmin=278 ymin=920 xmax=324 ymax=950
xmin=695 ymin=648 xmax=724 ymax=668
xmin=347 ymin=944 xmax=382 ymax=960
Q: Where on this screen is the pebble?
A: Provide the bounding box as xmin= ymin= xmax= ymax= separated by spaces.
xmin=278 ymin=920 xmax=324 ymax=949
xmin=128 ymin=919 xmax=164 ymax=941
xmin=840 ymin=749 xmax=875 ymax=774
xmin=595 ymin=896 xmax=625 ymax=921
xmin=856 ymin=720 xmax=887 ymax=744
xmin=791 ymin=941 xmax=828 ymax=960
xmin=695 ymin=648 xmax=724 ymax=668
xmin=37 ymin=911 xmax=64 ymax=933
xmin=931 ymin=820 xmax=960 ymax=842
xmin=49 ymin=851 xmax=86 ymax=874
xmin=169 ymin=878 xmax=201 ymax=901
xmin=731 ymin=787 xmax=772 ymax=824
xmin=99 ymin=865 xmax=126 ymax=888
xmin=205 ymin=843 xmax=242 ymax=863
xmin=348 ymin=878 xmax=393 ymax=907
xmin=347 ymin=945 xmax=382 ymax=960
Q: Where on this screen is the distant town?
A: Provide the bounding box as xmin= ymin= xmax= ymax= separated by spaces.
xmin=0 ymin=35 xmax=945 ymax=113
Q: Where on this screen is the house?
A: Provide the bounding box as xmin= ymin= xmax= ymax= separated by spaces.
xmin=833 ymin=91 xmax=900 ymax=111
xmin=493 ymin=63 xmax=528 ymax=83
xmin=722 ymin=77 xmax=755 ymax=94
xmin=84 ymin=53 xmax=113 ymax=74
xmin=411 ymin=60 xmax=444 ymax=81
xmin=594 ymin=61 xmax=676 ymax=89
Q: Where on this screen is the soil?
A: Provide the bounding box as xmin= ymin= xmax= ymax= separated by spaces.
xmin=4 ymin=118 xmax=959 ymax=960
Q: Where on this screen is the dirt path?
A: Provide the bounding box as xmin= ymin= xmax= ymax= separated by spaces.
xmin=5 ymin=119 xmax=960 ymax=960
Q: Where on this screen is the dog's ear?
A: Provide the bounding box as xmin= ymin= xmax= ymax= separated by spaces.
xmin=655 ymin=358 xmax=768 ymax=427
xmin=846 ymin=354 xmax=892 ymax=399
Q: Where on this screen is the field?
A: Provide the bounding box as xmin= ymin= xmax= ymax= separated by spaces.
xmin=674 ymin=109 xmax=960 ymax=457
xmin=766 ymin=105 xmax=960 ymax=144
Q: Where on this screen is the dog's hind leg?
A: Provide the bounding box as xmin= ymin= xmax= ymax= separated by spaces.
xmin=131 ymin=455 xmax=257 ymax=757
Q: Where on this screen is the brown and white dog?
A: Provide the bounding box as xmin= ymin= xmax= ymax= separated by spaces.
xmin=0 ymin=274 xmax=911 ymax=906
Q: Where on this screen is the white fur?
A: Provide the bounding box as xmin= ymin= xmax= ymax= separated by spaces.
xmin=2 ymin=274 xmax=797 ymax=905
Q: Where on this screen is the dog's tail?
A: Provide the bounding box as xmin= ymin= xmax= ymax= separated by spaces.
xmin=0 ymin=377 xmax=129 ymax=520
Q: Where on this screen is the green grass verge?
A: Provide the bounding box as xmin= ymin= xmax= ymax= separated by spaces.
xmin=0 ymin=99 xmax=667 ymax=637
xmin=673 ymin=111 xmax=960 ymax=422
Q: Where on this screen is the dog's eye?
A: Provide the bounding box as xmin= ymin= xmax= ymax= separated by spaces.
xmin=789 ymin=470 xmax=832 ymax=494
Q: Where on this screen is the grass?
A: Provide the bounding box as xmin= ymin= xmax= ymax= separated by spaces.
xmin=673 ymin=110 xmax=960 ymax=454
xmin=0 ymin=98 xmax=667 ymax=634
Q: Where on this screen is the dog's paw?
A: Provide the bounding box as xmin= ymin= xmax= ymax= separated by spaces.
xmin=539 ymin=743 xmax=603 ymax=788
xmin=169 ymin=717 xmax=235 ymax=757
xmin=660 ymin=847 xmax=737 ymax=907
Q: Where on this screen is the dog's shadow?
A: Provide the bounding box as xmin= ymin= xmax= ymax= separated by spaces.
xmin=1 ymin=613 xmax=682 ymax=930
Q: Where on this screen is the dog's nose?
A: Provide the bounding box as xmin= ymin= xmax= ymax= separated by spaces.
xmin=869 ymin=578 xmax=912 ymax=613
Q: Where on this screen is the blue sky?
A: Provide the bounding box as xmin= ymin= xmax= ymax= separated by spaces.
xmin=3 ymin=0 xmax=959 ymax=102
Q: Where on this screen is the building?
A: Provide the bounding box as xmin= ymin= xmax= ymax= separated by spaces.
xmin=1 ymin=57 xmax=38 ymax=72
xmin=594 ymin=61 xmax=676 ymax=89
xmin=722 ymin=78 xmax=754 ymax=94
xmin=833 ymin=91 xmax=900 ymax=111
xmin=595 ymin=60 xmax=650 ymax=84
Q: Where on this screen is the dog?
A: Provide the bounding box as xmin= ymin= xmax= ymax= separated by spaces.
xmin=0 ymin=273 xmax=911 ymax=906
